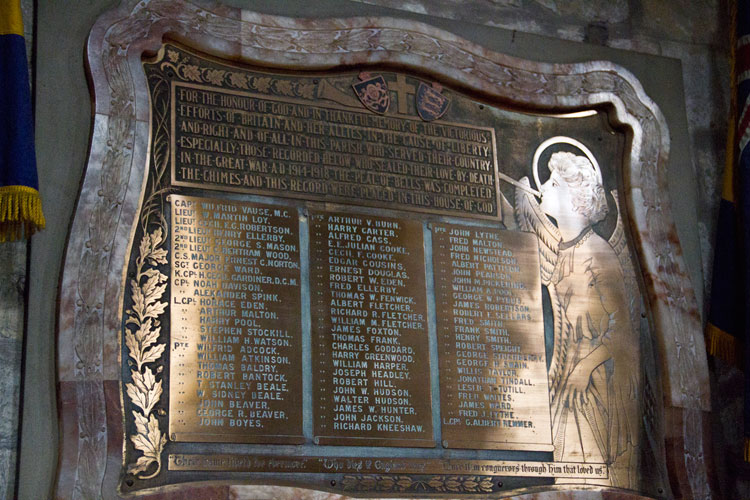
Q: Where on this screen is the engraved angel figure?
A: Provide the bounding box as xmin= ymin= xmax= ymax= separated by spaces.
xmin=506 ymin=138 xmax=640 ymax=488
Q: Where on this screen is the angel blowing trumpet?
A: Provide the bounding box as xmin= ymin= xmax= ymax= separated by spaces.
xmin=502 ymin=137 xmax=641 ymax=489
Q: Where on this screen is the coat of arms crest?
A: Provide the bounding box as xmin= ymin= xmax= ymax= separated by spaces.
xmin=416 ymin=82 xmax=450 ymax=121
xmin=352 ymin=72 xmax=390 ymax=114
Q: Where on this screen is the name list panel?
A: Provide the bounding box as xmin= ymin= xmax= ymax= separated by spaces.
xmin=432 ymin=224 xmax=552 ymax=451
xmin=310 ymin=211 xmax=434 ymax=447
xmin=168 ymin=194 xmax=303 ymax=443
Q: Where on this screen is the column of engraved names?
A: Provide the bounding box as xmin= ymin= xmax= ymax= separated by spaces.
xmin=169 ymin=195 xmax=303 ymax=443
xmin=172 ymin=81 xmax=498 ymax=217
xmin=432 ymin=224 xmax=552 ymax=450
xmin=310 ymin=212 xmax=434 ymax=447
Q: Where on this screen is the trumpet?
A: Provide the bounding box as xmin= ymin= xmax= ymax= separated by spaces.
xmin=497 ymin=171 xmax=541 ymax=198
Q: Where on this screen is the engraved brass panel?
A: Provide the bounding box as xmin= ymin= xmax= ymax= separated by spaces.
xmin=309 ymin=212 xmax=434 ymax=447
xmin=168 ymin=195 xmax=303 ymax=443
xmin=432 ymin=225 xmax=551 ymax=451
xmin=119 ymin=42 xmax=656 ymax=496
xmin=169 ymin=453 xmax=608 ymax=480
xmin=170 ymin=79 xmax=499 ymax=219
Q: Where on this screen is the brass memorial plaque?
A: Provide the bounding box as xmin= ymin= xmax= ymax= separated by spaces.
xmin=310 ymin=212 xmax=434 ymax=447
xmin=432 ymin=225 xmax=551 ymax=451
xmin=169 ymin=453 xmax=608 ymax=480
xmin=168 ymin=194 xmax=303 ymax=443
xmin=120 ymin=41 xmax=660 ymax=497
xmin=171 ymin=82 xmax=499 ymax=219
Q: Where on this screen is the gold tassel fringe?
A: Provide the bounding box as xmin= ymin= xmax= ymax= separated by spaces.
xmin=745 ymin=437 xmax=750 ymax=463
xmin=705 ymin=324 xmax=742 ymax=366
xmin=0 ymin=185 xmax=45 ymax=242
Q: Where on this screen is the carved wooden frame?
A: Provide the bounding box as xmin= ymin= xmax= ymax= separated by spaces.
xmin=56 ymin=0 xmax=712 ymax=497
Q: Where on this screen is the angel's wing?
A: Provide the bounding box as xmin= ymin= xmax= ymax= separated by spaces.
xmin=548 ymin=284 xmax=572 ymax=402
xmin=607 ymin=190 xmax=641 ymax=330
xmin=609 ymin=187 xmax=666 ymax=488
xmin=514 ymin=177 xmax=561 ymax=285
xmin=607 ymin=189 xmax=627 ymax=257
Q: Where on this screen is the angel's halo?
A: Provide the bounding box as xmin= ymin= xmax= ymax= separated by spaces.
xmin=532 ymin=136 xmax=602 ymax=193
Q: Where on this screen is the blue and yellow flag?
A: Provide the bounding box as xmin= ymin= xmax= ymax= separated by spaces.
xmin=0 ymin=0 xmax=44 ymax=241
xmin=706 ymin=1 xmax=750 ymax=463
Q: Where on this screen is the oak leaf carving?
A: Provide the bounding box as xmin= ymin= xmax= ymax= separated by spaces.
xmin=148 ymin=229 xmax=168 ymax=264
xmin=142 ymin=273 xmax=167 ymax=305
xmin=123 ymin=115 xmax=169 ymax=479
xmin=148 ymin=247 xmax=168 ymax=266
xmin=142 ymin=342 xmax=166 ymax=366
xmin=143 ymin=299 xmax=168 ymax=323
xmin=127 ymin=412 xmax=166 ymax=476
xmin=125 ymin=318 xmax=163 ymax=370
xmin=129 ymin=339 xmax=165 ymax=371
xmin=127 ymin=279 xmax=147 ymax=323
xmin=126 ymin=367 xmax=162 ymax=415
xmin=138 ymin=233 xmax=152 ymax=261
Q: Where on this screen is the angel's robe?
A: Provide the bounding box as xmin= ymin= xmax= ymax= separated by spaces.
xmin=547 ymin=230 xmax=640 ymax=488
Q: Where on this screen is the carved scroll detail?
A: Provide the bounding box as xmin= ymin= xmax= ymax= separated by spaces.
xmin=71 ymin=9 xmax=138 ymax=498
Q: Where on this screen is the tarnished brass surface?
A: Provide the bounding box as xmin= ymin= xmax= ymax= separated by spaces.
xmin=168 ymin=453 xmax=607 ymax=480
xmin=168 ymin=195 xmax=304 ymax=443
xmin=510 ymin=146 xmax=643 ymax=488
xmin=120 ymin=42 xmax=655 ymax=495
xmin=309 ymin=211 xmax=434 ymax=447
xmin=170 ymin=78 xmax=499 ymax=219
xmin=432 ymin=225 xmax=551 ymax=451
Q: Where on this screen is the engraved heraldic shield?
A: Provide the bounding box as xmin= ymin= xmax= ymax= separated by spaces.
xmin=352 ymin=73 xmax=390 ymax=114
xmin=416 ymin=82 xmax=449 ymax=121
